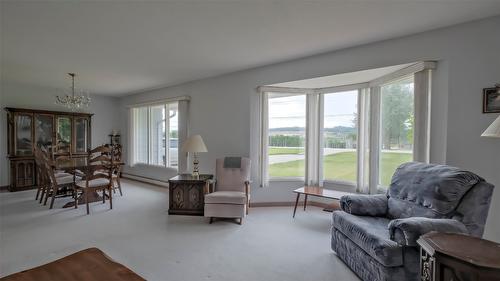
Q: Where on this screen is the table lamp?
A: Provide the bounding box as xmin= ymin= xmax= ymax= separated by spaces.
xmin=481 ymin=116 xmax=500 ymax=138
xmin=181 ymin=135 xmax=208 ymax=178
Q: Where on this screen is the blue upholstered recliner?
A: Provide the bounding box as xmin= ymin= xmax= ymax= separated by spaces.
xmin=331 ymin=162 xmax=494 ymax=281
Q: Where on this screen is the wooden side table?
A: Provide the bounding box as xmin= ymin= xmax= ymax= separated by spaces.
xmin=417 ymin=232 xmax=500 ymax=281
xmin=168 ymin=174 xmax=213 ymax=216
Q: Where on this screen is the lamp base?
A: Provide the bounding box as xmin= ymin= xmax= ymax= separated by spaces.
xmin=192 ymin=153 xmax=200 ymax=179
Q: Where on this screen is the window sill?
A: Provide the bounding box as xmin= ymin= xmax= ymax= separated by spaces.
xmin=269 ymin=177 xmax=305 ymax=183
xmin=323 ymin=180 xmax=357 ymax=192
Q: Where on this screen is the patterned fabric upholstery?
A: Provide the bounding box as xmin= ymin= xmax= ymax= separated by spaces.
xmin=387 ymin=162 xmax=483 ymax=219
xmin=331 ymin=162 xmax=494 ymax=281
xmin=332 ymin=211 xmax=402 ymax=267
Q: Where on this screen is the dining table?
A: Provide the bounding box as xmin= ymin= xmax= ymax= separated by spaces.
xmin=54 ymin=157 xmax=125 ymax=208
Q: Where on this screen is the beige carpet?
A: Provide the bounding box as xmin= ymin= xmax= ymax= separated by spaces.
xmin=0 ymin=179 xmax=359 ymax=281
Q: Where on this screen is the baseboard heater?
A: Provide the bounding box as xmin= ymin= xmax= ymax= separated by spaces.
xmin=121 ymin=173 xmax=169 ymax=187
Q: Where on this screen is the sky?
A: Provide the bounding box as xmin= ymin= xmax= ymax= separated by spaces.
xmin=268 ymin=91 xmax=357 ymax=129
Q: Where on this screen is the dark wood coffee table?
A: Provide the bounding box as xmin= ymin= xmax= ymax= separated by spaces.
xmin=292 ymin=186 xmax=351 ymax=217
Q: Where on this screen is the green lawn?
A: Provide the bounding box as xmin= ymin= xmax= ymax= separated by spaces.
xmin=269 ymin=151 xmax=412 ymax=186
xmin=269 ymin=147 xmax=304 ymax=155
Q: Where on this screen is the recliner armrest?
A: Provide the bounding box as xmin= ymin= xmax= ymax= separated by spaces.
xmin=340 ymin=194 xmax=388 ymax=216
xmin=388 ymin=217 xmax=469 ymax=246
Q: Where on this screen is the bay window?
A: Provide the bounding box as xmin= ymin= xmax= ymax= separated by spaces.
xmin=258 ymin=62 xmax=434 ymax=193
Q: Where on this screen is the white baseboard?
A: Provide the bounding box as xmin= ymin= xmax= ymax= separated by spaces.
xmin=121 ymin=173 xmax=169 ymax=187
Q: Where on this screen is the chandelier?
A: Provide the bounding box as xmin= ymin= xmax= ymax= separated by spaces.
xmin=55 ymin=73 xmax=91 ymax=111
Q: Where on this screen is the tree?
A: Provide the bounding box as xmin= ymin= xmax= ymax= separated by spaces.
xmin=381 ymin=82 xmax=414 ymax=150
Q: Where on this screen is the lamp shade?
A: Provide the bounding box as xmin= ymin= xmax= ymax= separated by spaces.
xmin=481 ymin=116 xmax=500 ymax=138
xmin=181 ymin=135 xmax=208 ymax=152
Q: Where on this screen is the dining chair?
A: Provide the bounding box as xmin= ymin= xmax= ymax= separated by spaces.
xmin=43 ymin=152 xmax=82 ymax=209
xmin=75 ymin=152 xmax=114 ymax=214
xmin=34 ymin=147 xmax=48 ymax=201
xmin=109 ymin=144 xmax=123 ymax=196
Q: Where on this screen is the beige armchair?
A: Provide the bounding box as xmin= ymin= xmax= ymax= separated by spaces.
xmin=204 ymin=157 xmax=251 ymax=225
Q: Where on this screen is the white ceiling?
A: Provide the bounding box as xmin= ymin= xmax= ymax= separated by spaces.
xmin=271 ymin=63 xmax=413 ymax=89
xmin=2 ymin=1 xmax=500 ymax=96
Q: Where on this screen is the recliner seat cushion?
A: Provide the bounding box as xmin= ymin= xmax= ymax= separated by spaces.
xmin=205 ymin=191 xmax=247 ymax=205
xmin=388 ymin=162 xmax=483 ymax=219
xmin=332 ymin=211 xmax=403 ymax=267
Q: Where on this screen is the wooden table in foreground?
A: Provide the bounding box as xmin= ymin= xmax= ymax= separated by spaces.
xmin=0 ymin=248 xmax=145 ymax=281
xmin=417 ymin=232 xmax=500 ymax=281
xmin=292 ymin=186 xmax=351 ymax=218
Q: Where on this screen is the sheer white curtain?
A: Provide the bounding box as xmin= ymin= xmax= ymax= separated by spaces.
xmin=413 ymin=69 xmax=432 ymax=163
xmin=305 ymin=93 xmax=321 ymax=186
xmin=177 ymin=100 xmax=190 ymax=173
xmin=356 ymin=88 xmax=371 ymax=193
xmin=259 ymin=92 xmax=269 ymax=187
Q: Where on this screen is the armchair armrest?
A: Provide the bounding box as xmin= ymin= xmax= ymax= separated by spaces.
xmin=388 ymin=217 xmax=469 ymax=246
xmin=244 ymin=180 xmax=251 ymax=196
xmin=340 ymin=194 xmax=388 ymax=216
xmin=204 ymin=179 xmax=216 ymax=194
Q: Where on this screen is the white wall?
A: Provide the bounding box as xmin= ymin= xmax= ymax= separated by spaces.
xmin=0 ymin=81 xmax=121 ymax=186
xmin=119 ymin=16 xmax=500 ymax=242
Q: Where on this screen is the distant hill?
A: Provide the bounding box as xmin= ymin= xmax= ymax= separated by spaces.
xmin=270 ymin=126 xmax=356 ymax=134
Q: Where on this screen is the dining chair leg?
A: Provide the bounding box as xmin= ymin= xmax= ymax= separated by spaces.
xmin=103 ymin=189 xmax=106 ymax=203
xmin=85 ymin=189 xmax=90 ymax=215
xmin=109 ymin=187 xmax=113 ymax=210
xmin=117 ymin=177 xmax=123 ymax=196
xmin=44 ymin=187 xmax=51 ymax=206
xmin=39 ymin=186 xmax=46 ymax=204
xmin=246 ymin=201 xmax=250 ymax=215
xmin=35 ymin=186 xmax=41 ymax=200
xmin=49 ymin=187 xmax=57 ymax=209
xmin=74 ymin=189 xmax=78 ymax=209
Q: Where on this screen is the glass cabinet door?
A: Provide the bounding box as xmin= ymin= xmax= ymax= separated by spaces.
xmin=34 ymin=114 xmax=54 ymax=149
xmin=15 ymin=114 xmax=33 ymax=156
xmin=56 ymin=116 xmax=72 ymax=153
xmin=74 ymin=117 xmax=89 ymax=153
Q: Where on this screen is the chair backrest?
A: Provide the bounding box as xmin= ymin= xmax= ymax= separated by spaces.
xmin=386 ymin=162 xmax=494 ymax=237
xmin=215 ymin=157 xmax=251 ymax=192
xmin=83 ymin=164 xmax=113 ymax=188
xmin=34 ymin=147 xmax=47 ymax=186
xmin=88 ymin=145 xmax=112 ymax=166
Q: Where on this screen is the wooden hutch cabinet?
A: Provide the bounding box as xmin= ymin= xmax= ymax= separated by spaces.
xmin=5 ymin=108 xmax=93 ymax=191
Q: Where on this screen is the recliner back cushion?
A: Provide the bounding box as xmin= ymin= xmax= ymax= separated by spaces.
xmin=387 ymin=162 xmax=483 ymax=219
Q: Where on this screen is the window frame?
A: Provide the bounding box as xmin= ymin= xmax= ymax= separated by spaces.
xmin=320 ymin=89 xmax=361 ymax=189
xmin=370 ymin=74 xmax=416 ymax=194
xmin=131 ymin=101 xmax=178 ymax=169
xmin=267 ymin=92 xmax=308 ymax=182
